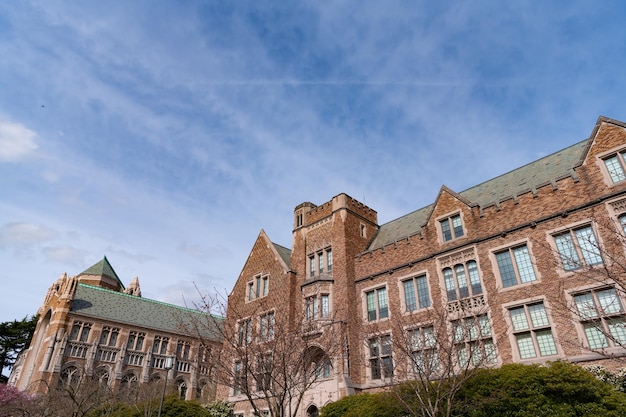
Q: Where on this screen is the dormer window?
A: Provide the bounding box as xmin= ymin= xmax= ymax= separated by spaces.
xmin=603 ymin=150 xmax=626 ymax=183
xmin=440 ymin=214 xmax=464 ymax=242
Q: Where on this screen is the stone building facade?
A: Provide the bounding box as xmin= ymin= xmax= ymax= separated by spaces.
xmin=9 ymin=256 xmax=222 ymax=402
xmin=222 ymin=116 xmax=626 ymax=417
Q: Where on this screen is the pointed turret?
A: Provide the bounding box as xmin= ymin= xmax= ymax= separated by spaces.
xmin=77 ymin=256 xmax=125 ymax=292
xmin=124 ymin=276 xmax=142 ymax=297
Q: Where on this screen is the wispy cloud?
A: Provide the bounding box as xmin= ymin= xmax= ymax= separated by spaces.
xmin=0 ymin=121 xmax=38 ymax=162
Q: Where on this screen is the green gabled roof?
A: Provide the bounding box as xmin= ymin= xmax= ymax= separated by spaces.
xmin=368 ymin=138 xmax=590 ymax=251
xmin=79 ymin=256 xmax=125 ymax=289
xmin=71 ymin=283 xmax=223 ymax=340
xmin=273 ymin=242 xmax=292 ymax=268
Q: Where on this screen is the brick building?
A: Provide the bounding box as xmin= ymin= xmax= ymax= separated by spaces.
xmin=9 ymin=256 xmax=223 ymax=402
xmin=222 ymin=116 xmax=626 ymax=417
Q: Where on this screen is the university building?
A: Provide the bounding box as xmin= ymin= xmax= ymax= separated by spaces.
xmin=222 ymin=116 xmax=626 ymax=417
xmin=9 ymin=256 xmax=222 ymax=402
xmin=11 ymin=116 xmax=626 ymax=417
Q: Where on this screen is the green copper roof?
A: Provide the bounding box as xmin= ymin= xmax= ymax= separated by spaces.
xmin=79 ymin=256 xmax=125 ymax=289
xmin=368 ymin=138 xmax=590 ymax=250
xmin=71 ymin=283 xmax=223 ymax=340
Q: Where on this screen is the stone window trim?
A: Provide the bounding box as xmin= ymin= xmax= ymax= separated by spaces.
xmin=596 ymin=145 xmax=626 ymax=186
xmin=69 ymin=320 xmax=92 ymax=343
xmin=362 ymin=284 xmax=390 ymax=323
xmin=366 ymin=333 xmax=394 ymax=381
xmin=450 ymin=313 xmax=498 ymax=368
xmin=246 ymin=273 xmax=269 ymax=302
xmin=490 ymin=239 xmax=541 ymax=291
xmin=308 ymin=247 xmax=333 ymax=279
xmin=547 ymin=221 xmax=604 ymax=275
xmin=127 ymin=330 xmax=146 ymax=351
xmin=565 ymin=284 xmax=626 ymax=352
xmin=502 ymin=297 xmax=561 ymax=363
xmin=406 ymin=323 xmax=440 ymax=376
xmin=259 ymin=310 xmax=276 ymax=342
xmin=436 ymin=212 xmax=465 ymax=244
xmin=397 ymin=270 xmax=432 ymax=314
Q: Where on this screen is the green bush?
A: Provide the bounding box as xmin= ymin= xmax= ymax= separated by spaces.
xmin=320 ymin=392 xmax=404 ymax=417
xmin=453 ymin=361 xmax=626 ymax=417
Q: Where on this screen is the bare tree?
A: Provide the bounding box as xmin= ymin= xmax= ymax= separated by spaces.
xmin=187 ymin=290 xmax=344 ymax=417
xmin=528 ymin=210 xmax=626 ymax=358
xmin=374 ymin=296 xmax=496 ymax=417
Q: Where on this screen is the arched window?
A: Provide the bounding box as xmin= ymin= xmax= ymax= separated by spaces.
xmin=177 ymin=379 xmax=187 ymax=399
xmin=94 ymin=368 xmax=110 ymax=386
xmin=120 ymin=372 xmax=138 ymax=391
xmin=60 ymin=365 xmax=81 ymax=388
xmin=307 ymin=405 xmax=319 ymax=417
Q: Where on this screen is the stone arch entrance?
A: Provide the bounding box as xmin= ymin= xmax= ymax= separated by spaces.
xmin=306 ymin=404 xmax=319 ymax=417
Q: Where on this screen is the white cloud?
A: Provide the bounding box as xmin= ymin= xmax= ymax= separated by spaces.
xmin=0 ymin=121 xmax=38 ymax=162
xmin=0 ymin=222 xmax=57 ymax=248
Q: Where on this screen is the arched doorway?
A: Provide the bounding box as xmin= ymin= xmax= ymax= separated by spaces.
xmin=307 ymin=405 xmax=319 ymax=417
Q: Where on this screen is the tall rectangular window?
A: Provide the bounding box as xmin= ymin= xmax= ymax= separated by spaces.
xmin=369 ymin=335 xmax=393 ymax=379
xmin=573 ymin=287 xmax=626 ymax=349
xmin=495 ymin=244 xmax=537 ymax=288
xmin=409 ymin=326 xmax=439 ymax=374
xmin=69 ymin=321 xmax=92 ymax=342
xmin=403 ymin=275 xmax=431 ymax=312
xmin=260 ymin=312 xmax=275 ymax=341
xmin=366 ymin=287 xmax=389 ymax=321
xmin=128 ymin=331 xmax=145 ymax=351
xmin=553 ymin=225 xmax=603 ymax=271
xmin=152 ymin=336 xmax=169 ymax=354
xmin=321 ymin=294 xmax=330 ymax=318
xmin=309 ymin=256 xmax=315 ymax=277
xmin=440 ymin=214 xmax=464 ymax=242
xmin=237 ymin=319 xmax=252 ymax=346
xmin=508 ymin=302 xmax=557 ymax=359
xmin=327 ymin=249 xmax=333 ymax=272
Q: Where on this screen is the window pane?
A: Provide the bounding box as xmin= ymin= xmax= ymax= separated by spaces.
xmin=327 ymin=249 xmax=332 ymax=271
xmin=535 ymin=330 xmax=557 ymax=356
xmin=378 ymin=288 xmax=389 ymax=319
xmin=496 ymin=251 xmax=517 ymax=288
xmin=513 ymin=246 xmax=536 ymax=283
xmin=416 ymin=276 xmax=431 ymax=308
xmin=604 ymin=156 xmax=626 ymax=182
xmin=574 ymin=293 xmax=598 ymax=319
xmin=423 ymin=326 xmax=436 ymax=348
xmin=583 ymin=323 xmax=609 ymax=349
xmin=555 ymin=233 xmax=580 ymax=271
xmin=455 ymin=265 xmax=469 ymax=299
xmin=467 ymin=261 xmax=482 ymax=295
xmin=620 ymin=215 xmax=626 ymax=234
xmin=441 ymin=219 xmax=452 ymax=241
xmin=597 ymin=288 xmax=622 ymax=314
xmin=479 ymin=315 xmax=492 ymax=337
xmin=452 ymin=215 xmax=464 ymax=238
xmin=510 ymin=307 xmax=529 ymax=331
xmin=607 ymin=318 xmax=626 ymax=345
xmin=321 ymin=295 xmax=329 ymax=317
xmin=366 ymin=291 xmax=376 ymax=321
xmin=574 ymin=227 xmax=603 ymax=266
xmin=515 ymin=333 xmax=536 ymax=359
xmin=444 ymin=268 xmax=456 ymax=301
xmin=403 ymin=280 xmax=417 ymax=312
xmin=484 ymin=339 xmax=497 ymax=363
xmin=528 ymin=303 xmax=549 ymax=328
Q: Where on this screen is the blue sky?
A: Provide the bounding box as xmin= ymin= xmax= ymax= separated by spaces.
xmin=1 ymin=1 xmax=626 ymax=322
